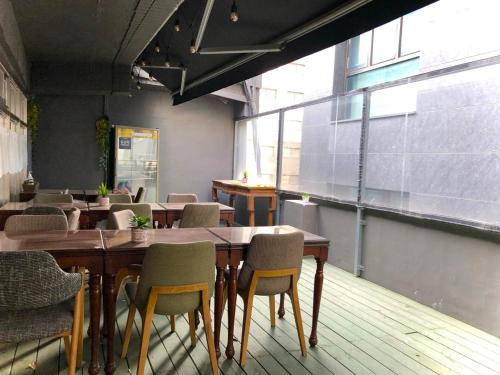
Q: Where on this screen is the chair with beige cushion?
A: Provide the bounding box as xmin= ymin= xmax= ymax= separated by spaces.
xmin=109 ymin=209 xmax=135 ymax=230
xmin=179 ymin=203 xmax=220 ymax=228
xmin=34 ymin=193 xmax=73 ymax=204
xmin=22 ymin=206 xmax=66 ymax=216
xmin=5 ymin=215 xmax=69 ymax=232
xmin=107 ymin=204 xmax=152 ymax=229
xmin=0 ymin=251 xmax=84 ymax=375
xmin=108 ymin=194 xmax=133 ymax=204
xmin=67 ymin=207 xmax=81 ymax=231
xmin=166 ymin=193 xmax=198 ymax=203
xmin=121 ymin=242 xmax=218 ymax=375
xmin=230 ymin=232 xmax=306 ymax=366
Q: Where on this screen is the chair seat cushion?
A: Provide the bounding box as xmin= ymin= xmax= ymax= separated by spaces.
xmin=0 ymin=301 xmax=73 ymax=342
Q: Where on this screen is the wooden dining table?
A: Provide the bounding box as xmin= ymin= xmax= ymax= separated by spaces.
xmin=0 ymin=230 xmax=104 ymax=375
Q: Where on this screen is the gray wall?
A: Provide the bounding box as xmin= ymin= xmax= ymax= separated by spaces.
xmin=33 ymin=88 xmax=235 ymax=200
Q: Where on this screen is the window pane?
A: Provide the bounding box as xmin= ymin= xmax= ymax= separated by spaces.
xmin=372 ymin=19 xmax=400 ymax=64
xmin=348 ymin=32 xmax=371 ymax=70
xmin=347 ymin=57 xmax=419 ymax=90
xmin=234 ymin=113 xmax=279 ymax=185
xmin=365 ymin=64 xmax=500 ymax=225
xmin=280 ymin=94 xmax=362 ymax=201
xmin=401 ymin=11 xmax=421 ymax=56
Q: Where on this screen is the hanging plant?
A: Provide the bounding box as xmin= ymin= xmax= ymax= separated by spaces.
xmin=95 ymin=116 xmax=110 ymax=173
xmin=27 ymin=97 xmax=40 ymax=143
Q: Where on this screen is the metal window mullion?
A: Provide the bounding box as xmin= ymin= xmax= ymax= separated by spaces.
xmin=276 ymin=109 xmax=285 ymax=190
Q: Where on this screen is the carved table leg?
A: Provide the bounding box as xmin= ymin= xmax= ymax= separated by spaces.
xmin=88 ymin=273 xmax=101 ymax=375
xmin=103 ymin=273 xmax=117 ymax=375
xmin=278 ymin=292 xmax=286 ymax=318
xmin=225 ymin=265 xmax=238 ymax=359
xmin=247 ymin=196 xmax=255 ymax=226
xmin=310 ymin=257 xmax=325 ymax=347
xmin=214 ymin=266 xmax=225 ymax=358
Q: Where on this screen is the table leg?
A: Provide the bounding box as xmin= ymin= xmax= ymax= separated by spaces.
xmin=88 ymin=273 xmax=101 ymax=375
xmin=267 ymin=195 xmax=276 ymax=226
xmin=225 ymin=265 xmax=238 ymax=359
xmin=278 ymin=292 xmax=286 ymax=318
xmin=211 ymin=187 xmax=218 ymax=202
xmin=247 ymin=196 xmax=255 ymax=226
xmin=228 ymin=194 xmax=235 ymax=208
xmin=214 ymin=266 xmax=225 ymax=358
xmin=310 ymin=257 xmax=325 ymax=347
xmin=103 ymin=273 xmax=117 ymax=375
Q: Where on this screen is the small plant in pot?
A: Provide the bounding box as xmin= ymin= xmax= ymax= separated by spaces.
xmin=129 ymin=215 xmax=151 ymax=242
xmin=97 ymin=182 xmax=109 ymax=206
xmin=242 ymin=170 xmax=248 ymax=183
xmin=302 ymin=192 xmax=310 ymax=203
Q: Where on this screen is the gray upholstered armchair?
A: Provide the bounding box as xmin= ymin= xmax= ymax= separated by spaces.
xmin=107 ymin=194 xmax=133 ymax=204
xmin=5 ymin=214 xmax=69 ymax=232
xmin=0 ymin=251 xmax=84 ymax=375
xmin=22 ymin=206 xmax=66 ymax=216
xmin=33 ymin=193 xmax=73 ymax=203
xmin=166 ymin=193 xmax=198 ymax=203
xmin=107 ymin=204 xmax=152 ymax=229
xmin=178 ymin=203 xmax=220 ymax=228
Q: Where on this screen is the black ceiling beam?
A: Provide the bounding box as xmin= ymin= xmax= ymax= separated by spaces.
xmin=172 ymin=0 xmax=437 ymax=105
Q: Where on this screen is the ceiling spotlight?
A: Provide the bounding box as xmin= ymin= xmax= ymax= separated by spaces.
xmin=164 ymin=56 xmax=170 ymax=68
xmin=154 ymin=41 xmax=161 ymax=53
xmin=230 ymin=1 xmax=238 ymax=22
xmin=136 ymin=81 xmax=141 ymax=90
xmin=174 ymin=16 xmax=181 ymax=32
xmin=190 ymin=39 xmax=197 ymax=54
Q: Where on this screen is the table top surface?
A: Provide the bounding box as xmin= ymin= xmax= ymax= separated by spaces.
xmin=102 ymin=228 xmax=228 ymax=250
xmin=213 ymin=179 xmax=276 ymax=190
xmin=159 ymin=202 xmax=234 ymax=211
xmin=208 ymin=225 xmax=329 ymax=246
xmin=87 ymin=202 xmax=166 ymax=211
xmin=21 ymin=189 xmax=86 ymax=195
xmin=0 ymin=201 xmax=89 ymax=211
xmin=0 ymin=230 xmax=104 ymax=252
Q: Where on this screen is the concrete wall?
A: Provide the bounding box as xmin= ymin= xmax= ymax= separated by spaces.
xmin=33 ymin=88 xmax=235 ymax=200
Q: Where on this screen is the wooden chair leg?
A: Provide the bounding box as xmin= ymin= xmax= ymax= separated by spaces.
xmin=121 ymin=303 xmax=136 ymax=358
xmin=290 ymin=281 xmax=307 ymax=357
xmin=201 ymin=290 xmax=218 ymax=375
xmin=170 ymin=315 xmax=176 ymax=332
xmin=188 ymin=311 xmax=197 ymax=347
xmin=239 ymin=292 xmax=255 ymax=366
xmin=269 ymin=295 xmax=276 ymax=327
xmin=69 ymin=288 xmax=83 ymax=375
xmin=137 ymin=309 xmax=154 ymax=375
xmin=63 ymin=335 xmax=71 ymax=365
xmin=77 ymin=288 xmax=84 ymax=367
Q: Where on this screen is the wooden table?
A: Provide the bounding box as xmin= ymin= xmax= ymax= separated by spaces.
xmin=212 ymin=179 xmax=276 ymax=226
xmin=101 ymin=228 xmax=230 ymax=375
xmin=86 ymin=203 xmax=167 ymax=229
xmin=159 ymin=202 xmax=235 ymax=227
xmin=19 ymin=189 xmax=97 ymax=202
xmin=207 ymin=225 xmax=329 ymax=358
xmin=0 ymin=201 xmax=90 ymax=230
xmin=0 ymin=230 xmax=104 ymax=375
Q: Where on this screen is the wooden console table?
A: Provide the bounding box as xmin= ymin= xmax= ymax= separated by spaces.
xmin=211 ymin=179 xmax=276 ymax=226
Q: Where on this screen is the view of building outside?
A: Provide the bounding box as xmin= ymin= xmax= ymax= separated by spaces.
xmin=235 ymin=0 xmax=500 ymax=226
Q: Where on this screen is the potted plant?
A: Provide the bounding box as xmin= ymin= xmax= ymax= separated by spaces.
xmin=302 ymin=192 xmax=310 ymax=203
xmin=242 ymin=170 xmax=248 ymax=183
xmin=129 ymin=215 xmax=151 ymax=242
xmin=97 ymin=182 xmax=109 ymax=206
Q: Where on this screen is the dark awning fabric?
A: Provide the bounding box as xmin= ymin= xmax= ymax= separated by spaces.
xmin=144 ymin=0 xmax=438 ymax=105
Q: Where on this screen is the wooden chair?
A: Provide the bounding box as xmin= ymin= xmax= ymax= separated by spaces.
xmin=178 ymin=203 xmax=220 ymax=228
xmin=166 ymin=193 xmax=198 ymax=203
xmin=134 ymin=187 xmax=146 ymax=203
xmin=121 ymin=242 xmax=218 ymax=375
xmin=0 ymin=251 xmax=84 ymax=375
xmin=5 ymin=214 xmax=69 ymax=232
xmin=34 ymin=193 xmax=73 ymax=203
xmin=108 ymin=194 xmax=133 ymax=204
xmin=229 ymin=232 xmax=307 ymax=366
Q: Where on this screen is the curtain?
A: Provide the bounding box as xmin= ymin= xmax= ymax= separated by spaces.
xmin=0 ymin=114 xmax=27 ymax=204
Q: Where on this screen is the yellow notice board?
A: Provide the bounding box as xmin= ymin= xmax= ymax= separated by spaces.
xmin=114 ymin=125 xmax=159 ymax=202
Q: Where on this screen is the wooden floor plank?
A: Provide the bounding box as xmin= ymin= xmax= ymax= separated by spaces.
xmin=34 ymin=338 xmax=60 ymax=375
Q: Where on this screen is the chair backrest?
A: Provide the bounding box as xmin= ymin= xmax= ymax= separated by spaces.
xmin=134 ymin=242 xmax=215 ymax=315
xmin=134 ymin=187 xmax=146 ymax=203
xmin=67 ymin=207 xmax=81 ymax=231
xmin=108 ymin=194 xmax=133 ymax=204
xmin=33 ymin=193 xmax=73 ymax=203
xmin=0 ymin=251 xmax=81 ymax=311
xmin=5 ymin=215 xmax=69 ymax=233
xmin=238 ymin=232 xmax=304 ymax=295
xmin=179 ymin=203 xmax=220 ymax=228
xmin=166 ymin=193 xmax=198 ymax=203
xmin=22 ymin=206 xmax=65 ymax=216
xmin=109 ymin=209 xmax=135 ymax=230
xmin=107 ymin=204 xmax=152 ymax=229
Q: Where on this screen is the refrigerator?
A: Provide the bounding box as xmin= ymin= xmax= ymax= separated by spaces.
xmin=112 ymin=125 xmax=159 ymax=202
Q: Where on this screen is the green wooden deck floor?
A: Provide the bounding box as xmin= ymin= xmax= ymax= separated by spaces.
xmin=2 ymin=258 xmax=500 ymax=374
